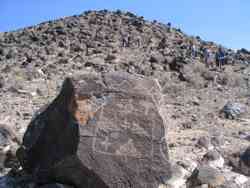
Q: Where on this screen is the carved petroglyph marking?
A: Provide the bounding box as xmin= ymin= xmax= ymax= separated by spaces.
xmin=100 ymin=136 xmax=112 ymax=152
xmin=115 ymin=139 xmax=141 ymax=157
xmin=130 ymin=121 xmax=151 ymax=137
xmin=90 ymin=96 xmax=157 ymax=157
xmin=107 ymin=78 xmax=131 ymax=91
xmin=73 ymin=77 xmax=168 ymax=163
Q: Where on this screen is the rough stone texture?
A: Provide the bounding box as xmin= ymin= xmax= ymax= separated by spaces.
xmin=16 ymin=78 xmax=109 ymax=188
xmin=187 ymin=166 xmax=225 ymax=187
xmin=75 ymin=72 xmax=169 ymax=188
xmin=17 ymin=72 xmax=170 ymax=188
xmin=239 ymin=146 xmax=250 ymax=176
xmin=0 ymin=175 xmax=74 ymax=188
xmin=164 ymin=164 xmax=188 ymax=188
xmin=1 ymin=9 xmax=250 ymax=188
xmin=0 ymin=176 xmax=16 ymax=188
xmin=221 ymin=102 xmax=246 ymax=119
xmin=38 ymin=184 xmax=74 ymax=188
xmin=202 ymin=150 xmax=224 ymax=169
xmin=0 ymin=124 xmax=20 ymax=174
xmin=0 ymin=124 xmax=20 ymax=147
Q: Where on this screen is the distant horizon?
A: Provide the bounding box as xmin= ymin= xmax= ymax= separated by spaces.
xmin=1 ymin=0 xmax=249 ymax=50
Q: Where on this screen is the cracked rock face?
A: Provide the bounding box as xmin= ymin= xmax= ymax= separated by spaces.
xmin=17 ymin=72 xmax=170 ymax=188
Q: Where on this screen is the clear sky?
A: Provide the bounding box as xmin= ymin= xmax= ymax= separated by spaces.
xmin=0 ymin=0 xmax=249 ymax=50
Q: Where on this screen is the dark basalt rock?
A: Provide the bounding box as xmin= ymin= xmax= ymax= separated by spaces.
xmin=221 ymin=102 xmax=246 ymax=119
xmin=17 ymin=78 xmax=108 ymax=188
xmin=38 ymin=184 xmax=74 ymax=188
xmin=239 ymin=146 xmax=250 ymax=176
xmin=17 ymin=72 xmax=170 ymax=188
xmin=75 ymin=72 xmax=170 ymax=188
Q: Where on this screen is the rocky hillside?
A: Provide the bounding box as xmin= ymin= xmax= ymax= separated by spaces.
xmin=0 ymin=10 xmax=250 ymax=188
xmin=1 ymin=10 xmax=250 ymax=74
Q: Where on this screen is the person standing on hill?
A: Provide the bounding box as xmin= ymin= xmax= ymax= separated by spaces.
xmin=190 ymin=42 xmax=197 ymax=58
xmin=166 ymin=22 xmax=171 ymax=32
xmin=121 ymin=31 xmax=129 ymax=48
xmin=216 ymin=47 xmax=226 ymax=69
xmin=204 ymin=48 xmax=214 ymax=68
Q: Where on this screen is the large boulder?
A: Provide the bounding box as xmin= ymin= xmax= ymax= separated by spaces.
xmin=17 ymin=72 xmax=170 ymax=188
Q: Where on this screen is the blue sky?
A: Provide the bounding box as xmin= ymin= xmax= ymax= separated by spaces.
xmin=0 ymin=0 xmax=249 ymax=50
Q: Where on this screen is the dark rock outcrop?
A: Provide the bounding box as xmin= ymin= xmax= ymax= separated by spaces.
xmin=17 ymin=72 xmax=170 ymax=188
xmin=38 ymin=184 xmax=74 ymax=188
xmin=239 ymin=146 xmax=250 ymax=176
xmin=17 ymin=78 xmax=108 ymax=188
xmin=221 ymin=102 xmax=246 ymax=119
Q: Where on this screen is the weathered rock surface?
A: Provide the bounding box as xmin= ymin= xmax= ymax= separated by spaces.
xmin=0 ymin=124 xmax=20 ymax=174
xmin=0 ymin=9 xmax=250 ymax=188
xmin=38 ymin=184 xmax=74 ymax=188
xmin=0 ymin=176 xmax=16 ymax=188
xmin=202 ymin=150 xmax=224 ymax=169
xmin=221 ymin=102 xmax=246 ymax=119
xmin=17 ymin=72 xmax=170 ymax=188
xmin=187 ymin=166 xmax=225 ymax=187
xmin=239 ymin=146 xmax=250 ymax=176
xmin=0 ymin=175 xmax=74 ymax=188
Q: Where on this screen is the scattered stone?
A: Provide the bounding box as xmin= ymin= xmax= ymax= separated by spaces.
xmin=177 ymin=159 xmax=197 ymax=176
xmin=239 ymin=131 xmax=250 ymax=141
xmin=191 ymin=97 xmax=200 ymax=106
xmin=187 ymin=166 xmax=225 ymax=187
xmin=211 ymin=135 xmax=225 ymax=147
xmin=202 ymin=150 xmax=224 ymax=168
xmin=0 ymin=124 xmax=20 ymax=172
xmin=181 ymin=122 xmax=192 ymax=130
xmin=164 ymin=164 xmax=187 ymax=188
xmin=163 ymin=160 xmax=197 ymax=188
xmin=221 ymin=102 xmax=246 ymax=119
xmin=196 ymin=136 xmax=213 ymax=150
xmin=234 ymin=174 xmax=249 ymax=186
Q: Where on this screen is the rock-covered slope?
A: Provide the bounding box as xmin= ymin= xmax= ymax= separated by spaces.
xmin=0 ymin=10 xmax=250 ymax=188
xmin=0 ymin=10 xmax=250 ymax=75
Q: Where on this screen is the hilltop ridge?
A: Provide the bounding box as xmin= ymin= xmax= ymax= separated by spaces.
xmin=0 ymin=10 xmax=249 ymax=73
